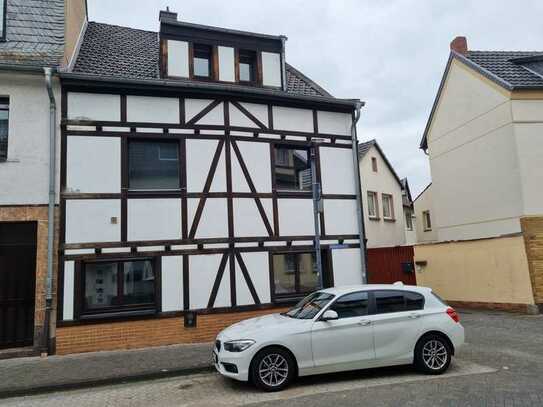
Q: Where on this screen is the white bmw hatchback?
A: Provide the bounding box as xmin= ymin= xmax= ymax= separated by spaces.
xmin=213 ymin=284 xmax=464 ymax=391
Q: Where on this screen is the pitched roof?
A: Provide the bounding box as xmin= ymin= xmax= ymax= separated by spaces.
xmin=420 ymin=49 xmax=543 ymax=150
xmin=72 ymin=22 xmax=332 ymax=98
xmin=358 ymin=139 xmax=403 ymax=188
xmin=0 ymin=0 xmax=64 ymax=67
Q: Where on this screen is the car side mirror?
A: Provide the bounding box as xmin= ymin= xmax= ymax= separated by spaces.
xmin=321 ymin=310 xmax=338 ymax=321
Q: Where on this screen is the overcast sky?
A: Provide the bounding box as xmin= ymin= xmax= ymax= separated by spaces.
xmin=88 ymin=0 xmax=543 ymax=196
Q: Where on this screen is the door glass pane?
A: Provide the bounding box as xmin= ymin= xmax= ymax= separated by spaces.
xmin=298 ymin=253 xmax=319 ymax=293
xmin=274 ymin=147 xmax=311 ymax=191
xmin=375 ymin=290 xmax=406 ymax=313
xmin=128 ymin=140 xmax=179 ymax=190
xmin=123 ymin=260 xmax=155 ymax=305
xmin=405 ymin=291 xmax=424 ymax=310
xmin=273 ymin=254 xmax=296 ymax=294
xmin=331 ymin=291 xmax=369 ymax=318
xmin=84 ymin=263 xmax=119 ymax=309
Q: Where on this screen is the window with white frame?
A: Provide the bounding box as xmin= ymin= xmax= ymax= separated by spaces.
xmin=423 ymin=210 xmax=432 ymax=231
xmin=382 ymin=193 xmax=394 ymax=220
xmin=367 ymin=191 xmax=378 ymax=219
xmin=405 ymin=209 xmax=413 ymax=230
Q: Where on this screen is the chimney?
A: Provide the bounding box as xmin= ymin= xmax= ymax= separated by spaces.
xmin=159 ymin=7 xmax=178 ymax=22
xmin=450 ymin=36 xmax=468 ymax=55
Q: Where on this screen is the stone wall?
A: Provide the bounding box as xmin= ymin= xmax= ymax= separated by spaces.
xmin=521 ymin=216 xmax=543 ymax=312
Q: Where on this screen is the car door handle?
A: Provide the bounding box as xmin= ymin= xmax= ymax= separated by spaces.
xmin=358 ymin=320 xmax=371 ymax=326
xmin=409 ymin=313 xmax=420 ymax=319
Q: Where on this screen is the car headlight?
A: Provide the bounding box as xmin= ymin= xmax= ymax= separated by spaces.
xmin=224 ymin=339 xmax=255 ymax=352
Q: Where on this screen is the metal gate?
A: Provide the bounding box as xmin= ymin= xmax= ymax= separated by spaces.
xmin=367 ymin=245 xmax=416 ymax=285
xmin=0 ymin=222 xmax=36 ymax=349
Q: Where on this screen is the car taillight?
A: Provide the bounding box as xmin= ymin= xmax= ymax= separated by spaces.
xmin=446 ymin=307 xmax=459 ymax=323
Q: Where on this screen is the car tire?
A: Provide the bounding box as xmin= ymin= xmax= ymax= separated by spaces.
xmin=250 ymin=347 xmax=296 ymax=392
xmin=414 ymin=334 xmax=452 ymax=375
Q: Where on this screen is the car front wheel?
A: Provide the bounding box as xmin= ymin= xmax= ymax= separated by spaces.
xmin=250 ymin=347 xmax=295 ymax=391
xmin=414 ymin=334 xmax=452 ymax=374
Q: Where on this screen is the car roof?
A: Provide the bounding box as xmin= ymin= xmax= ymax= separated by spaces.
xmin=319 ymin=284 xmax=432 ymax=296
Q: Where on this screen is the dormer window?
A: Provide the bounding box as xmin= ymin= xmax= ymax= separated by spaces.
xmin=239 ymin=50 xmax=256 ymax=83
xmin=193 ymin=44 xmax=212 ymax=78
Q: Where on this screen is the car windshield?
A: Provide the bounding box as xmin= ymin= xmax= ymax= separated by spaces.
xmin=284 ymin=292 xmax=335 ymax=319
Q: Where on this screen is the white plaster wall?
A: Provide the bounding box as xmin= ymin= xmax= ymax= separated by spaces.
xmin=317 ymin=111 xmax=351 ymax=135
xmin=229 ymin=102 xmax=269 ymax=128
xmin=320 ymin=147 xmax=356 ymax=195
xmin=186 ymin=139 xmax=226 ymax=192
xmin=511 ymin=99 xmax=543 ymax=122
xmin=236 ymin=252 xmax=271 ymax=304
xmin=231 ymin=140 xmax=271 ymax=192
xmin=514 ymin=122 xmax=543 ymax=216
xmin=0 ymin=73 xmax=61 ymax=204
xmin=278 ymin=199 xmax=314 ymax=236
xmin=233 ymin=198 xmax=273 ymax=237
xmin=323 ymin=199 xmax=358 ymax=235
xmin=188 ymin=198 xmax=228 ymax=238
xmin=67 ymin=92 xmax=120 ymax=121
xmin=185 ymin=99 xmax=224 ymax=125
xmin=359 ymin=145 xmax=406 ymax=248
xmin=261 ymin=52 xmax=281 ymax=87
xmin=426 ymin=59 xmax=522 ymax=241
xmin=66 ymin=136 xmax=120 ymax=193
xmin=272 ymin=106 xmax=313 ymax=133
xmin=127 ymin=96 xmax=179 ymax=123
xmin=63 ymin=261 xmax=75 ymax=320
xmin=331 ymin=248 xmax=363 ymax=286
xmin=65 ymin=199 xmax=121 ymax=243
xmin=190 ymin=254 xmax=230 ymax=309
xmin=127 ymin=199 xmax=181 ymax=241
xmin=218 ymin=46 xmax=235 ymax=82
xmin=414 ymin=184 xmax=438 ymax=243
xmin=167 ymin=40 xmax=189 ymax=78
xmin=161 ymin=255 xmax=183 ymax=312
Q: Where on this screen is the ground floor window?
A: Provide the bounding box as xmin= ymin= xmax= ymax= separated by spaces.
xmin=81 ymin=259 xmax=157 ymax=315
xmin=271 ymin=250 xmax=332 ymax=301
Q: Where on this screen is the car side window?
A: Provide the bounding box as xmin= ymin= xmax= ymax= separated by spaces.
xmin=374 ymin=290 xmax=406 ymax=314
xmin=329 ymin=291 xmax=369 ymax=319
xmin=405 ymin=291 xmax=425 ymax=311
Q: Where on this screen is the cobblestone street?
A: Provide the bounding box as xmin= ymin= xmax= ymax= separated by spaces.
xmin=3 ymin=310 xmax=543 ymax=407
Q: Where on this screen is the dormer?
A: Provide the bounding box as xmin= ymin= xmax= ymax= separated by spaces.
xmin=158 ymin=8 xmax=287 ymax=90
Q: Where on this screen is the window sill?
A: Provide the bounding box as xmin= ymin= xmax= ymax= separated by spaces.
xmin=383 ymin=218 xmax=396 ymax=223
xmin=79 ymin=308 xmax=157 ymax=321
xmin=369 ymin=216 xmax=380 ymax=221
xmin=423 ymin=229 xmax=432 ymax=232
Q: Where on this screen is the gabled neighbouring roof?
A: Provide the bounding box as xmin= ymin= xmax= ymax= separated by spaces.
xmin=0 ymin=0 xmax=64 ymax=67
xmin=72 ymin=22 xmax=333 ymax=99
xmin=358 ymin=139 xmax=403 ymax=189
xmin=420 ymin=48 xmax=543 ymax=150
xmin=401 ymin=178 xmax=413 ymax=207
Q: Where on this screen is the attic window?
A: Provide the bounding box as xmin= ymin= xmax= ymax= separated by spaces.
xmin=193 ymin=44 xmax=212 ymax=78
xmin=371 ymin=157 xmax=377 ymax=172
xmin=239 ymin=50 xmax=256 ymax=83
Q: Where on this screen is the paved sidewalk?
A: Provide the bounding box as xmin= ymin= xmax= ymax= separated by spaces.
xmin=0 ymin=342 xmax=214 ymax=399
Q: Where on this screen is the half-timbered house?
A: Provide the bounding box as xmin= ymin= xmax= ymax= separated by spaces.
xmin=55 ymin=9 xmax=366 ymax=354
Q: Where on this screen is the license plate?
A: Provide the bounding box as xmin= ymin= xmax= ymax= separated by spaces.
xmin=212 ymin=351 xmax=218 ymax=364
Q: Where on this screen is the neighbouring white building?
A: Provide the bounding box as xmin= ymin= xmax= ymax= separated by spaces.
xmin=415 ymin=36 xmax=543 ymax=314
xmin=358 ymin=139 xmax=413 ymax=248
xmin=53 ymin=9 xmax=367 ymax=354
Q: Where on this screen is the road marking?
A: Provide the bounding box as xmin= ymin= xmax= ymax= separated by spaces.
xmin=2 ymin=359 xmax=496 ymax=407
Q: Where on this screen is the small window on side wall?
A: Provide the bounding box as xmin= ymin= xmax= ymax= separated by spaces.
xmin=193 ymin=44 xmax=212 ymax=78
xmin=239 ymin=50 xmax=256 ymax=83
xmin=367 ymin=191 xmax=379 ymax=219
xmin=0 ymin=97 xmax=8 ymax=162
xmin=423 ymin=210 xmax=432 ymax=231
xmin=273 ymin=145 xmax=312 ymax=192
xmin=371 ymin=157 xmax=377 ymax=172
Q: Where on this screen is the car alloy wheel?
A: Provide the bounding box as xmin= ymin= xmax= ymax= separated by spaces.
xmin=414 ymin=334 xmax=452 ymax=375
xmin=422 ymin=339 xmax=448 ymax=370
xmin=258 ymin=354 xmax=289 ymax=387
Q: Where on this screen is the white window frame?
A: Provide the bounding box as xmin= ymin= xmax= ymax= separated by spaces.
xmin=367 ymin=191 xmax=379 ymax=219
xmin=382 ymin=193 xmax=394 ymax=220
xmin=423 ymin=210 xmax=432 ymax=231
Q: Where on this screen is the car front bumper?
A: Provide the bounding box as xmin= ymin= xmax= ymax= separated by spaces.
xmin=213 ymin=339 xmax=256 ymax=382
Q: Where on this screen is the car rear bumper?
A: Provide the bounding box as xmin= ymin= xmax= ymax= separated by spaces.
xmin=449 ymin=323 xmax=465 ymax=353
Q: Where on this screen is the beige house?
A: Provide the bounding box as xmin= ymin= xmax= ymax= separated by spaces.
xmin=415 ymin=36 xmax=543 ymax=314
xmin=413 ymin=183 xmax=437 ymax=244
xmin=358 ymin=140 xmax=414 ymax=248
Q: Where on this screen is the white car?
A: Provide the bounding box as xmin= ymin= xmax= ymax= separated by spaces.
xmin=213 ymin=284 xmax=464 ymax=391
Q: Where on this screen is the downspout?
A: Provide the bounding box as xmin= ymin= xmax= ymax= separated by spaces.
xmin=351 ymin=102 xmax=368 ymax=283
xmin=43 ymin=67 xmax=57 ymax=355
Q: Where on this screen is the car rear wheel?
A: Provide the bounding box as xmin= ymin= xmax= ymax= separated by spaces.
xmin=250 ymin=347 xmax=295 ymax=391
xmin=414 ymin=334 xmax=452 ymax=374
